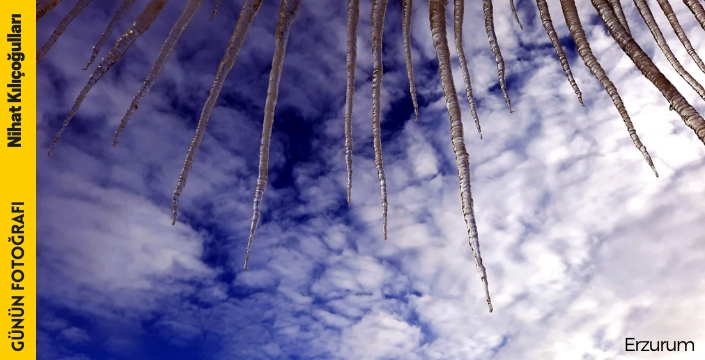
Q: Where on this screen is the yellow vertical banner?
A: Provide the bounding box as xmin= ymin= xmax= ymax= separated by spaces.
xmin=0 ymin=1 xmax=35 ymax=359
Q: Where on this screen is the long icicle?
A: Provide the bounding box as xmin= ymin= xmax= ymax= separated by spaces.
xmin=454 ymin=0 xmax=483 ymax=138
xmin=113 ymin=0 xmax=205 ymax=145
xmin=84 ymin=0 xmax=137 ymax=70
xmin=633 ymin=0 xmax=705 ymax=102
xmin=591 ymin=0 xmax=705 ymax=144
xmin=37 ymin=0 xmax=93 ymax=63
xmin=683 ymin=0 xmax=705 ymax=32
xmin=38 ymin=0 xmax=63 ymax=21
xmin=656 ymin=0 xmax=705 ymax=75
xmin=47 ymin=0 xmax=169 ymax=156
xmin=560 ymin=0 xmax=658 ymax=176
xmin=482 ymin=0 xmax=513 ymax=112
xmin=429 ymin=0 xmax=492 ymax=313
xmin=536 ymin=0 xmax=584 ymax=106
xmin=345 ymin=0 xmax=360 ymax=204
xmin=608 ymin=0 xmax=631 ymax=36
xmin=244 ymin=0 xmax=303 ymax=270
xmin=509 ymin=0 xmax=524 ymax=29
xmin=402 ymin=0 xmax=419 ymax=122
xmin=210 ymin=0 xmax=224 ymax=20
xmin=371 ymin=0 xmax=389 ymax=240
xmin=172 ymin=0 xmax=263 ymax=224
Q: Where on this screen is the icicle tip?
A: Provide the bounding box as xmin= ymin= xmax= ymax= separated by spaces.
xmin=171 ymin=197 xmax=178 ymax=225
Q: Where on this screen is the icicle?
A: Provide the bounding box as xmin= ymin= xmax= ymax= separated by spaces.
xmin=113 ymin=0 xmax=205 ymax=145
xmin=47 ymin=0 xmax=169 ymax=156
xmin=243 ymin=0 xmax=303 ymax=270
xmin=656 ymin=0 xmax=705 ymax=75
xmin=560 ymin=0 xmax=658 ymax=176
xmin=608 ymin=0 xmax=631 ymax=36
xmin=210 ymin=0 xmax=224 ymax=20
xmin=172 ymin=0 xmax=263 ymax=224
xmin=84 ymin=0 xmax=137 ymax=70
xmin=633 ymin=0 xmax=705 ymax=102
xmin=683 ymin=0 xmax=705 ymax=32
xmin=345 ymin=0 xmax=360 ymax=204
xmin=482 ymin=0 xmax=513 ymax=112
xmin=37 ymin=0 xmax=92 ymax=63
xmin=38 ymin=0 xmax=62 ymax=21
xmin=535 ymin=0 xmax=583 ymax=106
xmin=403 ymin=0 xmax=419 ymax=122
xmin=371 ymin=0 xmax=389 ymax=241
xmin=509 ymin=0 xmax=523 ymax=30
xmin=590 ymin=0 xmax=705 ymax=145
xmin=454 ymin=0 xmax=483 ymax=138
xmin=429 ymin=0 xmax=493 ymax=313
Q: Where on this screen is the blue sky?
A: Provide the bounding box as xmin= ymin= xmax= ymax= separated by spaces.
xmin=36 ymin=0 xmax=705 ymax=359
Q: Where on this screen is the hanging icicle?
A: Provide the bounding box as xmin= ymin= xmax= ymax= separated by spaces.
xmin=483 ymin=0 xmax=513 ymax=112
xmin=371 ymin=0 xmax=389 ymax=240
xmin=47 ymin=0 xmax=169 ymax=156
xmin=509 ymin=0 xmax=523 ymax=29
xmin=345 ymin=0 xmax=360 ymax=204
xmin=113 ymin=0 xmax=205 ymax=145
xmin=244 ymin=0 xmax=303 ymax=270
xmin=535 ymin=0 xmax=583 ymax=106
xmin=172 ymin=0 xmax=264 ymax=224
xmin=683 ymin=0 xmax=705 ymax=32
xmin=454 ymin=0 xmax=482 ymax=138
xmin=429 ymin=0 xmax=493 ymax=313
xmin=84 ymin=0 xmax=138 ymax=70
xmin=402 ymin=0 xmax=419 ymax=122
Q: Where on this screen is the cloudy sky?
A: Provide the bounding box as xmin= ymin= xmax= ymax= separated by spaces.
xmin=36 ymin=0 xmax=705 ymax=359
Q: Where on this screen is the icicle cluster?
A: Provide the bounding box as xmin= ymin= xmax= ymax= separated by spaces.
xmin=590 ymin=0 xmax=705 ymax=144
xmin=47 ymin=0 xmax=169 ymax=156
xmin=39 ymin=0 xmax=705 ymax=312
